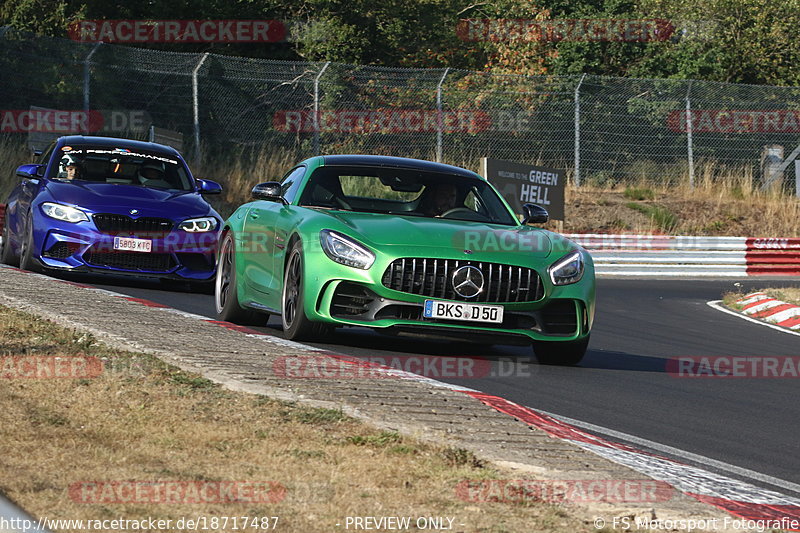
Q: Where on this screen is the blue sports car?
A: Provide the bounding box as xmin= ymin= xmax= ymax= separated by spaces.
xmin=1 ymin=136 xmax=223 ymax=288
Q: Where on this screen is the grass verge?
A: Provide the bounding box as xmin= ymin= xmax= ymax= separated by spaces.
xmin=0 ymin=305 xmax=598 ymax=532
xmin=722 ymin=288 xmax=800 ymax=310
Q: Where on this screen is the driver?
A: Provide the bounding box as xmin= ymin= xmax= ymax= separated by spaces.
xmin=59 ymin=155 xmax=82 ymax=180
xmin=138 ymin=162 xmax=165 ymax=183
xmin=421 ymin=182 xmax=459 ymax=217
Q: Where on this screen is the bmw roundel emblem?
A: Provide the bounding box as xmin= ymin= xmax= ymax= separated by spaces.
xmin=451 ymin=265 xmax=485 ymax=299
xmin=130 ymin=209 xmax=139 ymax=215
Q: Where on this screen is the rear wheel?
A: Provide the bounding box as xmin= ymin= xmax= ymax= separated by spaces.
xmin=532 ymin=336 xmax=589 ymax=366
xmin=281 ymin=243 xmax=331 ymax=340
xmin=0 ymin=213 xmax=19 ymax=266
xmin=215 ymin=231 xmax=262 ymax=325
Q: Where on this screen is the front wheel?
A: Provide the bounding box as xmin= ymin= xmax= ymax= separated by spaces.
xmin=532 ymin=336 xmax=589 ymax=366
xmin=0 ymin=213 xmax=19 ymax=266
xmin=215 ymin=232 xmax=262 ymax=325
xmin=19 ymin=218 xmax=41 ymax=272
xmin=281 ymin=243 xmax=331 ymax=341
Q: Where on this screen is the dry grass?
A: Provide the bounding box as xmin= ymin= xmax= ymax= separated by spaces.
xmin=722 ymin=288 xmax=800 ymax=310
xmin=761 ymin=288 xmax=800 ymax=306
xmin=0 ymin=135 xmax=35 ymax=202
xmin=566 ymin=179 xmax=800 ymax=237
xmin=0 ymin=305 xmax=597 ymax=532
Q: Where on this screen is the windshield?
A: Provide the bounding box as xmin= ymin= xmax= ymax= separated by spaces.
xmin=49 ymin=145 xmax=194 ymax=192
xmin=299 ymin=166 xmax=518 ymax=226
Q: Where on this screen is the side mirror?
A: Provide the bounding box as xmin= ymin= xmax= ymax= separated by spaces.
xmin=251 ymin=181 xmax=285 ymax=203
xmin=197 ymin=179 xmax=222 ymax=195
xmin=521 ymin=203 xmax=549 ymax=224
xmin=16 ymin=164 xmax=43 ymax=179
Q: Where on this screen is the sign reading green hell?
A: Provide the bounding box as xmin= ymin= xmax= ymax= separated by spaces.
xmin=480 ymin=158 xmax=565 ymax=221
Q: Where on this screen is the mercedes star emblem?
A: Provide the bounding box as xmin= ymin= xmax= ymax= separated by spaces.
xmin=451 ymin=265 xmax=485 ymax=298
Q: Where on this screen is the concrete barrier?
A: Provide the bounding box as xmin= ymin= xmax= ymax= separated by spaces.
xmin=567 ymin=234 xmax=800 ymax=277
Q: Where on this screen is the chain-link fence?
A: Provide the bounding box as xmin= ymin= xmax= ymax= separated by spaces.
xmin=3 ymin=28 xmax=800 ymax=190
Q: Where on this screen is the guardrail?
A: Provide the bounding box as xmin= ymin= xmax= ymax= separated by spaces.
xmin=567 ymin=234 xmax=800 ymax=277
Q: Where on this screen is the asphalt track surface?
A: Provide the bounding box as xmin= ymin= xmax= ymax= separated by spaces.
xmin=47 ymin=274 xmax=800 ymax=495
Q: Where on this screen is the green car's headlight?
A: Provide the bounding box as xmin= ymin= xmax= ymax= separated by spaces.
xmin=548 ymin=251 xmax=584 ymax=286
xmin=41 ymin=202 xmax=88 ymax=223
xmin=179 ymin=216 xmax=218 ymax=232
xmin=320 ymin=230 xmax=375 ymax=269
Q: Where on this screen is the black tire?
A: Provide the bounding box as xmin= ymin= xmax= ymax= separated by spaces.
xmin=532 ymin=336 xmax=590 ymax=366
xmin=19 ymin=217 xmax=41 ymax=273
xmin=281 ymin=242 xmax=331 ymax=340
xmin=215 ymin=231 xmax=262 ymax=325
xmin=0 ymin=213 xmax=19 ymax=266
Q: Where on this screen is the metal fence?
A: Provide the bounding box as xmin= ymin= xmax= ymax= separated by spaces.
xmin=3 ymin=28 xmax=800 ymax=189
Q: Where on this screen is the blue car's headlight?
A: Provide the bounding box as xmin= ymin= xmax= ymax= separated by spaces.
xmin=320 ymin=230 xmax=375 ymax=269
xmin=41 ymin=202 xmax=88 ymax=223
xmin=548 ymin=251 xmax=584 ymax=286
xmin=179 ymin=217 xmax=218 ymax=232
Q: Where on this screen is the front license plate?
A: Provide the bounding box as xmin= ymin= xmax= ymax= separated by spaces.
xmin=113 ymin=237 xmax=152 ymax=253
xmin=423 ymin=300 xmax=504 ymax=324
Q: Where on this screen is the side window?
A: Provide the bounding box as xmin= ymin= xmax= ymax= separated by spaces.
xmin=39 ymin=142 xmax=56 ymax=176
xmin=39 ymin=143 xmax=55 ymax=165
xmin=280 ymin=166 xmax=306 ymax=203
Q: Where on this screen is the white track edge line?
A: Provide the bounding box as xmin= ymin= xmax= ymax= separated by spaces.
xmin=536 ymin=408 xmax=800 ymax=497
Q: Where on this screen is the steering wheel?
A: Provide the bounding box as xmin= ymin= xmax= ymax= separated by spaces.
xmin=440 ymin=207 xmax=488 ymax=221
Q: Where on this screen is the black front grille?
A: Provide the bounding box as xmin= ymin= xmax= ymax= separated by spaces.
xmin=93 ymin=214 xmax=174 ymax=235
xmin=331 ymin=283 xmax=377 ymax=317
xmin=43 ymin=242 xmax=80 ymax=259
xmin=540 ymin=300 xmax=578 ymax=335
xmin=84 ymin=249 xmax=176 ymax=272
xmin=176 ymin=253 xmax=213 ymax=271
xmin=381 ymin=258 xmax=543 ymax=303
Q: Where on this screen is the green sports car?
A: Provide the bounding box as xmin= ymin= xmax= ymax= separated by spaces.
xmin=215 ymin=155 xmax=595 ymax=365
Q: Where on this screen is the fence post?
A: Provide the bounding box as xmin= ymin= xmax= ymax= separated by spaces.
xmin=192 ymin=52 xmax=210 ymax=164
xmin=83 ymin=42 xmax=102 ymax=134
xmin=574 ymin=74 xmax=586 ymax=187
xmin=686 ymin=81 xmax=694 ymax=188
xmin=313 ymin=61 xmax=331 ymax=156
xmin=436 ymin=68 xmax=450 ymax=163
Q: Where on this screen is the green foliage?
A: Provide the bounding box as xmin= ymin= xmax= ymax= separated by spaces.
xmin=626 ymin=201 xmax=678 ymax=231
xmin=3 ymin=0 xmax=800 ymax=85
xmin=623 ymin=187 xmax=656 ymax=200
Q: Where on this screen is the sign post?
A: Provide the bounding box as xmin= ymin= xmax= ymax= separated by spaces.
xmin=480 ymin=158 xmax=565 ymax=222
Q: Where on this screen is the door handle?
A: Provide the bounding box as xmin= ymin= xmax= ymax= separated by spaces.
xmin=249 ymin=211 xmax=259 ymax=219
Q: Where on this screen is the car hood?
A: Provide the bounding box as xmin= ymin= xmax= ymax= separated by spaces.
xmin=44 ymin=181 xmax=211 ymax=218
xmin=319 ymin=211 xmax=556 ymax=259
